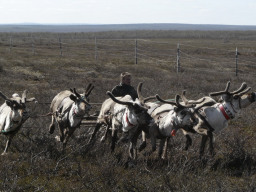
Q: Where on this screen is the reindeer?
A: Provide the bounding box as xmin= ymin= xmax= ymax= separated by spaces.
xmin=0 ymin=90 xmax=37 ymax=155
xmin=139 ymin=94 xmax=203 ymax=159
xmin=180 ymin=81 xmax=255 ymax=158
xmin=48 ymin=84 xmax=94 ymax=150
xmin=88 ymin=82 xmax=154 ymax=159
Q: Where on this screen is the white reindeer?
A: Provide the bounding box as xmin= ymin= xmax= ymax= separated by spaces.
xmin=88 ymin=82 xmax=154 ymax=159
xmin=139 ymin=94 xmax=203 ymax=159
xmin=48 ymin=84 xmax=94 ymax=150
xmin=180 ymin=81 xmax=255 ymax=157
xmin=0 ymin=90 xmax=37 ymax=155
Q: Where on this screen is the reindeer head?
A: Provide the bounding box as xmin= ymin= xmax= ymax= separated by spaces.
xmin=0 ymin=90 xmax=37 ymax=127
xmin=209 ymin=81 xmax=251 ymax=110
xmin=69 ymin=84 xmax=94 ymax=116
xmin=155 ymin=94 xmax=197 ymax=129
xmin=0 ymin=90 xmax=30 ymax=111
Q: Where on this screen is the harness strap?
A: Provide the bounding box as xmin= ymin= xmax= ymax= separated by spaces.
xmin=195 ymin=110 xmax=215 ymax=132
xmin=219 ymin=104 xmax=234 ymax=120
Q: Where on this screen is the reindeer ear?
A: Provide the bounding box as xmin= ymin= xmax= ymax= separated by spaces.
xmin=69 ymin=94 xmax=77 ymax=101
xmin=173 ymin=107 xmax=178 ymax=112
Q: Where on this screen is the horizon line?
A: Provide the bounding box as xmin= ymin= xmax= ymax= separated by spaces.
xmin=0 ymin=22 xmax=256 ymax=27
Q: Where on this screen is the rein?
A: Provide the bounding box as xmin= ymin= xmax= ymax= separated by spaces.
xmin=195 ymin=109 xmax=215 ymax=132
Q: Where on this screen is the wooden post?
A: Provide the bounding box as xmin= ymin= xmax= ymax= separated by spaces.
xmin=95 ymin=37 xmax=97 ymax=61
xmin=235 ymin=47 xmax=238 ymax=76
xmin=32 ymin=42 xmax=35 ymax=55
xmin=9 ymin=36 xmax=12 ymax=52
xmin=31 ymin=35 xmax=35 ymax=55
xmin=176 ymin=43 xmax=180 ymax=73
xmin=135 ymin=39 xmax=137 ymax=64
xmin=39 ymin=35 xmax=42 ymax=45
xmin=59 ymin=37 xmax=62 ymax=56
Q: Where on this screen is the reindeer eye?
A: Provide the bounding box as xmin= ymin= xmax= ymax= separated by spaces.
xmin=233 ymin=95 xmax=239 ymax=99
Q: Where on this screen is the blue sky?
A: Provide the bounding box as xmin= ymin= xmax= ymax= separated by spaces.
xmin=0 ymin=0 xmax=256 ymax=25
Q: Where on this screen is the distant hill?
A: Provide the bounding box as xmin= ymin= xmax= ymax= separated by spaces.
xmin=0 ymin=23 xmax=256 ymax=33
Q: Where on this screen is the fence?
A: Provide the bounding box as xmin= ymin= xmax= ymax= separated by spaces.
xmin=1 ymin=35 xmax=256 ymax=77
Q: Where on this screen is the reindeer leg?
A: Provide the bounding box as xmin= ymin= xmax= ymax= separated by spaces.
xmin=2 ymin=134 xmax=14 ymax=155
xmin=129 ymin=138 xmax=138 ymax=160
xmin=161 ymin=137 xmax=170 ymax=160
xmin=100 ymin=124 xmax=110 ymax=143
xmin=181 ymin=129 xmax=192 ymax=150
xmin=208 ymin=131 xmax=215 ymax=157
xmin=49 ymin=115 xmax=55 ymax=134
xmin=200 ymin=135 xmax=208 ymax=158
xmin=128 ymin=127 xmax=141 ymax=160
xmin=158 ymin=138 xmax=165 ymax=159
xmin=88 ymin=122 xmax=103 ymax=144
xmin=111 ymin=128 xmax=117 ymax=152
xmin=144 ymin=124 xmax=158 ymax=156
xmin=62 ymin=128 xmax=76 ymax=151
xmin=138 ymin=131 xmax=147 ymax=152
xmin=184 ymin=135 xmax=192 ymax=150
xmin=58 ymin=123 xmax=65 ymax=142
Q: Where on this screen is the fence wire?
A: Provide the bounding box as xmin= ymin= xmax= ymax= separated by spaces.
xmin=1 ymin=36 xmax=256 ymax=76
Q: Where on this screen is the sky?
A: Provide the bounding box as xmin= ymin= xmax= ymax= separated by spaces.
xmin=0 ymin=0 xmax=256 ymax=26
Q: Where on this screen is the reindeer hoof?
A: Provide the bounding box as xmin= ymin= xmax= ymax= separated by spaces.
xmin=161 ymin=156 xmax=167 ymax=160
xmin=49 ymin=125 xmax=55 ymax=134
xmin=1 ymin=152 xmax=7 ymax=156
xmin=55 ymin=136 xmax=61 ymax=142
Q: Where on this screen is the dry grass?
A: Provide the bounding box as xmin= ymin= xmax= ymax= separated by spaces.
xmin=0 ymin=31 xmax=256 ymax=191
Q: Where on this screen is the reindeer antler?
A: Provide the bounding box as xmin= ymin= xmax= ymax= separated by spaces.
xmin=234 ymin=87 xmax=251 ymax=97
xmin=230 ymin=82 xmax=247 ymax=95
xmin=209 ymin=81 xmax=247 ymax=97
xmin=209 ymin=81 xmax=231 ymax=96
xmin=106 ymin=91 xmax=133 ymax=106
xmin=137 ymin=82 xmax=155 ymax=103
xmin=85 ymin=84 xmax=94 ymax=97
xmin=156 ymin=94 xmax=195 ymax=108
xmin=21 ymin=90 xmax=28 ymax=103
xmin=181 ymin=90 xmax=205 ymax=105
xmin=73 ymin=88 xmax=81 ymax=98
xmin=0 ymin=91 xmax=9 ymax=101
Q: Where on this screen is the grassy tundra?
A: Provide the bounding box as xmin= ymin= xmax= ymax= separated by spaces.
xmin=0 ymin=30 xmax=256 ymax=191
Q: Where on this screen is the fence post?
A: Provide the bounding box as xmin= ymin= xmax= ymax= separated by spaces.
xmin=32 ymin=42 xmax=35 ymax=55
xmin=9 ymin=36 xmax=12 ymax=53
xmin=31 ymin=35 xmax=35 ymax=55
xmin=135 ymin=39 xmax=137 ymax=64
xmin=95 ymin=37 xmax=97 ymax=61
xmin=176 ymin=43 xmax=180 ymax=73
xmin=235 ymin=47 xmax=238 ymax=76
xmin=59 ymin=37 xmax=62 ymax=56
